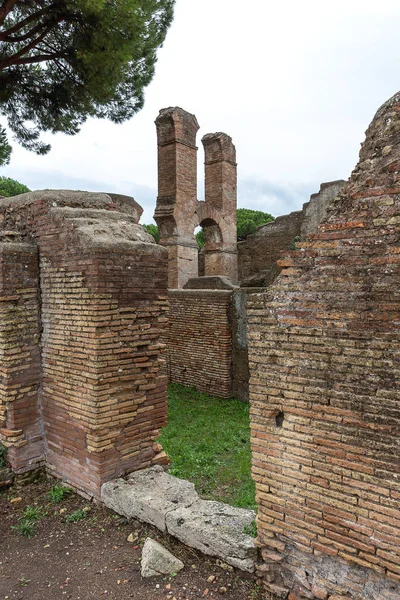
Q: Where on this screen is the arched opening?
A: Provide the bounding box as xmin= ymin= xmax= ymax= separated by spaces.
xmin=196 ymin=218 xmax=223 ymax=277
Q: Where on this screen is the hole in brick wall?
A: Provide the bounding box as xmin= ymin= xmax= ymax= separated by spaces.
xmin=275 ymin=411 xmax=284 ymax=428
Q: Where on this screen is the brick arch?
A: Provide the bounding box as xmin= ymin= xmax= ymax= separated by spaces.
xmin=154 ymin=107 xmax=238 ymax=286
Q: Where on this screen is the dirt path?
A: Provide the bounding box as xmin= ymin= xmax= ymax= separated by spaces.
xmin=0 ymin=478 xmax=265 ymax=600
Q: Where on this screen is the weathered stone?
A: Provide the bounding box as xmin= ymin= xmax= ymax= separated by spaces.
xmin=0 ymin=467 xmax=13 ymax=489
xmin=165 ymin=499 xmax=256 ymax=572
xmin=102 ymin=467 xmax=256 ymax=572
xmin=311 ymin=585 xmax=328 ymax=599
xmin=183 ymin=276 xmax=237 ymax=290
xmin=101 ymin=466 xmax=198 ymax=532
xmin=0 ymin=190 xmax=168 ymax=499
xmin=140 ymin=538 xmax=184 ymax=578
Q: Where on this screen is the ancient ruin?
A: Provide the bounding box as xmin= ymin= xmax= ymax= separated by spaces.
xmin=248 ymin=94 xmax=400 ymax=599
xmin=0 ymin=191 xmax=168 ymax=498
xmin=154 ymin=107 xmax=238 ymax=288
xmin=0 ymin=94 xmax=399 ymax=600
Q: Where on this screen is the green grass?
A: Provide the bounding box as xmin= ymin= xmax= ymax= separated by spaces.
xmin=158 ymin=384 xmax=256 ymax=510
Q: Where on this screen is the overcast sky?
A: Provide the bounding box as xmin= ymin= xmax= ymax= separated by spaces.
xmin=2 ymin=0 xmax=400 ymax=223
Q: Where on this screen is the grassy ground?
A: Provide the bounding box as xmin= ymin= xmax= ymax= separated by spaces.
xmin=158 ymin=384 xmax=256 ymax=510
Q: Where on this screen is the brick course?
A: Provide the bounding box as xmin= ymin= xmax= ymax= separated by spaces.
xmin=247 ymin=94 xmax=400 ymax=598
xmin=238 ymin=180 xmax=346 ymax=286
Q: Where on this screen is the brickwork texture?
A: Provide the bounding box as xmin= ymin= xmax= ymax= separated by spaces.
xmin=167 ymin=289 xmax=233 ymax=398
xmin=0 ymin=191 xmax=168 ymax=499
xmin=247 ymin=94 xmax=400 ymax=599
xmin=238 ymin=180 xmax=346 ymax=286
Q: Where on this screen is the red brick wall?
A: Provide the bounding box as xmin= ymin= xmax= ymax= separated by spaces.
xmin=167 ymin=290 xmax=232 ymax=398
xmin=0 ymin=191 xmax=168 ymax=498
xmin=248 ymin=95 xmax=400 ymax=599
xmin=0 ymin=240 xmax=43 ymax=473
xmin=238 ymin=180 xmax=345 ymax=284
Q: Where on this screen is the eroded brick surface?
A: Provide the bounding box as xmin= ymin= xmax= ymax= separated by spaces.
xmin=0 ymin=191 xmax=168 ymax=498
xmin=248 ymin=95 xmax=400 ymax=598
xmin=238 ymin=180 xmax=346 ymax=286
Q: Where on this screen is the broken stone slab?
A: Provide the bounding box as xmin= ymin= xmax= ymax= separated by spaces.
xmin=101 ymin=466 xmax=257 ymax=572
xmin=101 ymin=465 xmax=198 ymax=532
xmin=141 ymin=538 xmax=184 ymax=578
xmin=166 ymin=499 xmax=257 ymax=572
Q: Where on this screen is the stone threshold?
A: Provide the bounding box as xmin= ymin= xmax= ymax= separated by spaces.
xmin=101 ymin=465 xmax=257 ymax=572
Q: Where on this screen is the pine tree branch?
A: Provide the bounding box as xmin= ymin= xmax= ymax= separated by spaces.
xmin=0 ymin=50 xmax=64 ymax=69
xmin=1 ymin=21 xmax=47 ymax=43
xmin=0 ymin=24 xmax=55 ymax=68
xmin=0 ymin=0 xmax=19 ymax=27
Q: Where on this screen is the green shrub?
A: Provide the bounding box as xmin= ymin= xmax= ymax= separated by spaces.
xmin=65 ymin=509 xmax=87 ymax=523
xmin=21 ymin=505 xmax=44 ymax=522
xmin=12 ymin=519 xmax=36 ymax=538
xmin=0 ymin=176 xmax=30 ymax=198
xmin=143 ymin=223 xmax=160 ymax=242
xmin=243 ymin=520 xmax=257 ymax=537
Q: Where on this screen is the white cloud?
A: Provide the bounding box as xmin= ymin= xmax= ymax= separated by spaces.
xmin=1 ymin=0 xmax=399 ymax=218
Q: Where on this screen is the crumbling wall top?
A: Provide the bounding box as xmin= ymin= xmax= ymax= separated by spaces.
xmin=202 ymin=133 xmax=236 ymax=165
xmin=155 ymin=107 xmax=199 ymax=148
xmin=0 ymin=189 xmax=143 ymax=222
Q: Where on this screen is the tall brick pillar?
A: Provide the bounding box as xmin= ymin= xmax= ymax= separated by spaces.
xmin=202 ymin=133 xmax=238 ymax=283
xmin=154 ymin=107 xmax=199 ymax=289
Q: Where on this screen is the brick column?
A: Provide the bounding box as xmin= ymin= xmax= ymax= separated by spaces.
xmin=154 ymin=107 xmax=199 ymax=288
xmin=202 ymin=133 xmax=238 ymax=283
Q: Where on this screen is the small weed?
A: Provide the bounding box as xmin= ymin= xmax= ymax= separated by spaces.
xmin=65 ymin=509 xmax=87 ymax=523
xmin=12 ymin=519 xmax=35 ymax=538
xmin=18 ymin=577 xmax=31 ymax=587
xmin=289 ymin=235 xmax=301 ymax=250
xmin=22 ymin=505 xmax=44 ymax=522
xmin=47 ymin=484 xmax=72 ymax=503
xmin=243 ymin=520 xmax=257 ymax=537
xmin=248 ymin=583 xmax=264 ymax=599
xmin=11 ymin=503 xmax=45 ymax=538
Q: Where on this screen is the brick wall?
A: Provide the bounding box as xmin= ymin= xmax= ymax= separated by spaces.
xmin=167 ymin=289 xmax=233 ymax=398
xmin=0 ymin=238 xmax=43 ymax=473
xmin=247 ymin=95 xmax=400 ymax=598
xmin=0 ymin=191 xmax=169 ymax=499
xmin=238 ymin=180 xmax=346 ymax=285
